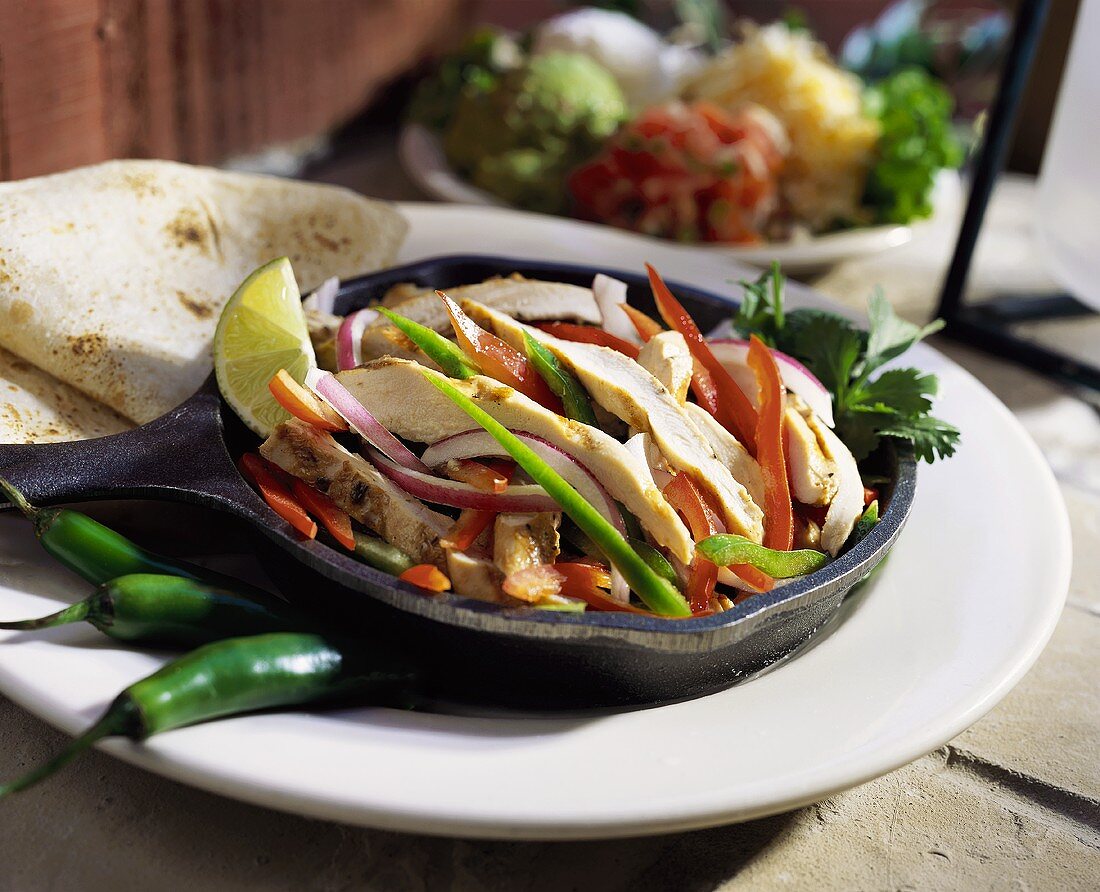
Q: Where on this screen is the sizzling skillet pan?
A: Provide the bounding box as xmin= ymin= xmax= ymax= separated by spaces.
xmin=0 ymin=255 xmax=915 ymax=709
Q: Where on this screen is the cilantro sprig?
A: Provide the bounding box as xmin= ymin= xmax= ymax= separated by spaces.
xmin=734 ymin=264 xmax=959 ymax=463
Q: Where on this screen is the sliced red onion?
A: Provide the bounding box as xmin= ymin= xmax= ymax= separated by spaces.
xmin=335 ymin=308 xmax=378 ymax=371
xmin=305 ymin=368 xmax=430 ymax=473
xmin=708 ymin=339 xmax=834 ymax=427
xmin=422 ymin=430 xmax=625 ymax=533
xmin=422 ymin=429 xmax=632 ymax=602
xmin=303 ymin=277 xmax=339 ymax=315
xmin=367 ymin=447 xmax=556 ymax=512
xmin=592 ymin=274 xmax=640 ymax=345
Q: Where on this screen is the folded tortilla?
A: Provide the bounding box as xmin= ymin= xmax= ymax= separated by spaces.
xmin=0 ymin=347 xmax=130 ymax=444
xmin=0 ymin=160 xmax=407 ymax=425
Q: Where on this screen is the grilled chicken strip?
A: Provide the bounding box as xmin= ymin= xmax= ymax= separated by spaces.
xmin=806 ymin=412 xmax=864 ymax=556
xmin=637 ymin=331 xmax=693 ymax=405
xmin=360 ymin=275 xmax=601 ymax=364
xmin=260 ymin=418 xmax=451 ymax=567
xmin=493 ymin=513 xmax=561 ymax=577
xmin=682 ymin=402 xmax=768 ymax=511
xmin=445 ymin=551 xmax=506 ymax=603
xmin=785 ymin=402 xmax=839 ymax=507
xmin=337 ymin=358 xmax=696 ymax=563
xmin=467 ymin=303 xmax=765 ymax=543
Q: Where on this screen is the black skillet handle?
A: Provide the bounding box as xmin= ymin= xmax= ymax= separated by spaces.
xmin=0 ymin=381 xmax=261 ymax=519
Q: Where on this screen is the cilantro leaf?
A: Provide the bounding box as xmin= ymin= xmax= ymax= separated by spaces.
xmin=731 ymin=269 xmax=959 ymax=464
xmin=862 ymin=289 xmax=944 ymax=377
xmin=876 ymin=413 xmax=961 ymax=463
xmin=855 ymin=368 xmax=938 ymax=417
xmin=776 ymin=310 xmax=864 ymax=403
xmin=733 ymin=262 xmax=784 ymax=344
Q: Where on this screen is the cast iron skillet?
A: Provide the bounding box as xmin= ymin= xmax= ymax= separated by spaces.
xmin=0 ymin=255 xmax=915 ymax=709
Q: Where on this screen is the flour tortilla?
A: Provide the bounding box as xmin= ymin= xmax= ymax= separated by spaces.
xmin=0 ymin=347 xmax=131 ymax=444
xmin=0 ymin=160 xmax=407 ymax=424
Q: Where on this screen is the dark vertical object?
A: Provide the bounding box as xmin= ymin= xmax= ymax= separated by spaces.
xmin=935 ymin=0 xmax=1100 ymax=394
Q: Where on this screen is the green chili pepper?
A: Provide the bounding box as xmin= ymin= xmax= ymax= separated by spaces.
xmin=353 ymin=532 xmax=415 ymax=576
xmin=851 ymin=500 xmax=880 ymax=546
xmin=422 ymin=371 xmax=690 ymax=617
xmin=522 ymin=333 xmax=599 ymax=427
xmin=378 ymin=308 xmax=477 ymax=378
xmin=0 ymin=574 xmax=308 ymax=647
xmin=0 ymin=477 xmax=273 ymax=599
xmin=696 ymin=535 xmax=829 ymax=578
xmin=0 ymin=632 xmax=418 ymax=798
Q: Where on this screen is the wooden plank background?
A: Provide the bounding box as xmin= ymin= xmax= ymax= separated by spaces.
xmin=0 ymin=0 xmax=469 ymax=181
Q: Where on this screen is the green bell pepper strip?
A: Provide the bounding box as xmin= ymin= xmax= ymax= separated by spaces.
xmin=377 ymin=308 xmax=477 ymax=379
xmin=522 ymin=333 xmax=599 ymax=427
xmin=851 ymin=500 xmax=880 ymax=546
xmin=0 ymin=632 xmax=418 ymax=799
xmin=696 ymin=535 xmax=829 ymax=578
xmin=0 ymin=573 xmax=308 ymax=647
xmin=352 ymin=531 xmax=415 ymax=576
xmin=422 ymin=372 xmax=691 ymax=617
xmin=629 ymin=538 xmax=680 ymax=589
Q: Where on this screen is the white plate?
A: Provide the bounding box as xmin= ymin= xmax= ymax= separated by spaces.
xmin=0 ymin=204 xmax=1069 ymax=839
xmin=398 ymin=123 xmax=963 ymax=274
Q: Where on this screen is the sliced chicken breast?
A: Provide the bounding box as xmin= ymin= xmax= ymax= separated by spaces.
xmin=805 ymin=412 xmax=864 ymax=556
xmin=336 ymin=359 xmax=695 ymax=563
xmin=467 ymin=303 xmax=765 ymax=543
xmin=493 ymin=512 xmax=561 ymax=577
xmin=785 ymin=403 xmax=839 ymax=507
xmin=360 ymin=275 xmax=601 ymax=365
xmin=260 ymin=418 xmax=451 ymax=567
xmin=637 ymin=331 xmax=693 ymax=405
xmin=445 ymin=551 xmax=506 ymax=603
xmin=682 ymin=402 xmax=767 ymax=511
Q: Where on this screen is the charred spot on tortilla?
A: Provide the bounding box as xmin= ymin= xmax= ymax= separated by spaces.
xmin=176 ymin=291 xmax=214 ymax=319
xmin=67 ymin=333 xmax=108 ymax=357
xmin=121 ymin=171 xmax=165 ymax=199
xmin=350 ymin=481 xmax=369 ymax=505
xmin=7 ymin=299 xmax=33 ymax=324
xmin=165 ymin=207 xmax=212 ymax=255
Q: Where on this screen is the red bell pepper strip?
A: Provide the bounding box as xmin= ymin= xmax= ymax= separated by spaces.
xmin=290 ymin=479 xmax=355 ymax=551
xmin=555 ymin=563 xmax=652 ymax=614
xmin=438 ymin=292 xmax=562 ymax=412
xmin=399 ymin=564 xmax=452 ymax=592
xmin=863 ymin=486 xmax=879 ymax=507
xmin=622 ymin=303 xmax=725 ymax=412
xmin=536 ymin=322 xmax=641 ymax=359
xmin=620 ymin=304 xmax=664 ymax=342
xmin=645 ymin=264 xmax=758 ymax=450
xmin=441 ymin=458 xmax=510 ymax=493
xmin=663 ymin=472 xmax=774 ymax=603
xmin=239 ymin=453 xmax=317 ymax=540
xmin=662 ymin=473 xmax=721 ymax=613
xmin=747 ymin=335 xmax=795 ymax=551
xmin=268 ymin=370 xmax=347 ymax=432
xmin=440 ymin=509 xmax=496 ymax=552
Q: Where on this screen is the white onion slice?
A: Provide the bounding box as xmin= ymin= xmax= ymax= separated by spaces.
xmin=592 ymin=274 xmax=640 ymax=344
xmin=302 ymin=277 xmax=339 ymax=314
xmin=367 ymin=448 xmax=557 ymax=512
xmin=335 ymin=308 xmax=378 ymax=371
xmin=306 ymin=368 xmax=430 ymax=473
xmin=708 ymin=339 xmax=834 ymax=427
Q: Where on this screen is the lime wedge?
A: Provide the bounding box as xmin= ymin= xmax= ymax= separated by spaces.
xmin=214 ymin=257 xmax=317 ymax=437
